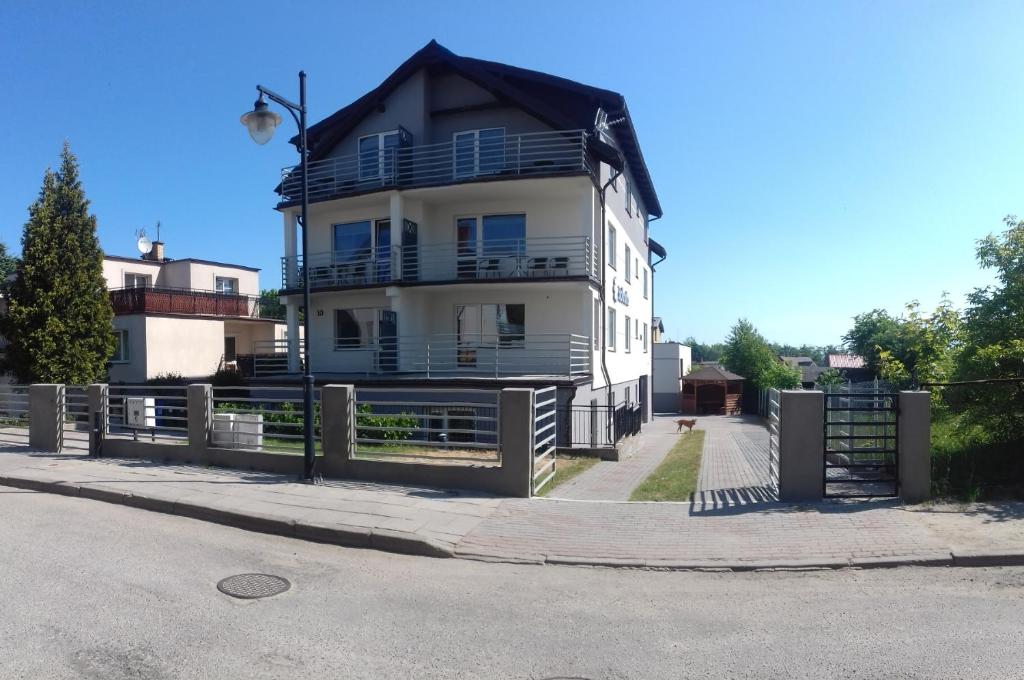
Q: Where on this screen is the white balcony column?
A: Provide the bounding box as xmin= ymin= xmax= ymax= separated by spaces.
xmin=286 ymin=303 xmax=300 ymax=373
xmin=283 ymin=210 xmax=299 ymax=288
xmin=389 ymin=192 xmax=404 ymax=279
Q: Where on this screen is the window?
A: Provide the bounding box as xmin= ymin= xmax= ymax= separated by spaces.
xmin=456 ymin=214 xmax=526 ymax=277
xmin=359 ymin=130 xmax=402 ymax=181
xmin=625 ymin=315 xmax=631 ymax=352
xmin=427 ymin=407 xmax=478 ymax=443
xmin=334 ymin=308 xmax=383 ymax=349
xmin=333 ymin=220 xmax=372 ymax=261
xmin=456 ymin=303 xmax=525 ymax=347
xmin=111 ymin=329 xmax=129 ymax=362
xmin=635 ymin=257 xmax=640 ymax=279
xmin=481 ymin=214 xmax=525 ymax=255
xmin=643 ymin=323 xmax=648 ymax=353
xmin=624 ymin=245 xmax=632 ymax=280
xmin=454 ymin=128 xmax=505 ymax=178
xmin=124 ymin=273 xmax=151 ymax=288
xmin=215 ymin=277 xmax=238 ymax=295
xmin=643 ymin=268 xmax=648 ymax=299
xmin=608 ymin=164 xmax=618 ymax=191
xmin=607 ymin=224 xmax=616 ymax=269
xmin=625 ymin=178 xmax=632 ymax=216
xmin=224 ymin=336 xmax=237 ymax=362
xmin=593 ymin=299 xmax=602 ymax=350
xmin=607 ymin=308 xmax=616 ymax=351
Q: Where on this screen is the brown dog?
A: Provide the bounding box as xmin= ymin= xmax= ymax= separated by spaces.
xmin=676 ymin=418 xmax=697 ymax=433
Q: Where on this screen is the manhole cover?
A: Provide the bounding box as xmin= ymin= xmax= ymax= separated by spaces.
xmin=217 ymin=573 xmax=290 ymax=599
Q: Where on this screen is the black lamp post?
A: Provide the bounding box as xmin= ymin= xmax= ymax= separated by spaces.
xmin=241 ymin=71 xmax=315 ymax=481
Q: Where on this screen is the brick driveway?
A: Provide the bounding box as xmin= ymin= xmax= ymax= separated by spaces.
xmin=694 ymin=415 xmax=778 ymax=510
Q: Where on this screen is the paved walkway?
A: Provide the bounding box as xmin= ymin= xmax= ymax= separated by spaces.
xmin=694 ymin=415 xmax=778 ymax=510
xmin=551 ymin=415 xmax=680 ymax=501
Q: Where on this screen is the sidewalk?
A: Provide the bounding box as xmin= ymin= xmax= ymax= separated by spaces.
xmin=1 ymin=448 xmax=1022 ymax=569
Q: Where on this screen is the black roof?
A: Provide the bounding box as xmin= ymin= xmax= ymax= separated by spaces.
xmin=295 ymin=40 xmax=662 ymax=217
xmin=683 ymin=365 xmax=745 ymax=382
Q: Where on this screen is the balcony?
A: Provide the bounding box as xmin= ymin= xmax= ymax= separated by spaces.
xmin=247 ymin=333 xmax=591 ymax=379
xmin=109 ymin=287 xmax=282 ymax=320
xmin=282 ymin=236 xmax=598 ymax=291
xmin=278 ymin=129 xmax=590 ymax=205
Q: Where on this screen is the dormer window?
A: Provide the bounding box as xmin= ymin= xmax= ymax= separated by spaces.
xmin=358 ymin=128 xmax=411 ymax=182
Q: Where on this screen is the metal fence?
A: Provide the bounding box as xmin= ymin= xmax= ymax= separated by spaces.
xmin=61 ymin=385 xmax=91 ymax=452
xmin=107 ymin=385 xmax=189 ymax=445
xmin=210 ymin=386 xmax=321 ymax=455
xmin=613 ymin=402 xmax=642 ymax=442
xmin=559 ymin=404 xmax=614 ymax=448
xmin=353 ymin=388 xmax=500 ymax=465
xmin=823 ymin=386 xmax=899 ymax=498
xmin=767 ymin=388 xmax=781 ymax=491
xmin=0 ymin=385 xmax=30 ymax=446
xmin=532 ymin=387 xmax=557 ymax=494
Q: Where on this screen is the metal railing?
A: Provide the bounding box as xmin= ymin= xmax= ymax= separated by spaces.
xmin=0 ymin=385 xmax=30 ymax=446
xmin=61 ymin=385 xmax=91 ymax=452
xmin=210 ymin=386 xmax=321 ymax=454
xmin=767 ymin=388 xmax=780 ymax=491
xmin=107 ymin=385 xmax=189 ymax=445
xmin=282 ymin=235 xmax=596 ymax=290
xmin=823 ymin=387 xmax=899 ymax=498
xmin=109 ymin=287 xmax=283 ymax=320
xmin=559 ymin=404 xmax=614 ymax=448
xmin=280 ymin=129 xmax=590 ymax=204
xmin=353 ymin=388 xmax=499 ymax=464
xmin=532 ymin=386 xmax=557 ymax=494
xmin=613 ymin=402 xmax=642 ymax=441
xmin=329 ymin=333 xmax=590 ymax=378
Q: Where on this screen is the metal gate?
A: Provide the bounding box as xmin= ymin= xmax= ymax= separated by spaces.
xmin=824 ymin=389 xmax=899 ymax=498
xmin=60 ymin=385 xmax=92 ymax=452
xmin=767 ymin=388 xmax=780 ymax=492
xmin=0 ymin=386 xmax=31 ymax=447
xmin=532 ymin=386 xmax=557 ymax=494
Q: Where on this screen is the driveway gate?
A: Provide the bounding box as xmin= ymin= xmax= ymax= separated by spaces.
xmin=823 ymin=389 xmax=899 ymax=498
xmin=61 ymin=385 xmax=92 ymax=452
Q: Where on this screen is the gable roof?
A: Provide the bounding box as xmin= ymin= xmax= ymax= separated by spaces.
xmin=682 ymin=365 xmax=745 ymax=382
xmin=296 ymin=40 xmax=662 ymax=217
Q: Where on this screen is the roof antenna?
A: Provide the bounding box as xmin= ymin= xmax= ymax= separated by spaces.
xmin=594 ymin=107 xmax=626 ymax=136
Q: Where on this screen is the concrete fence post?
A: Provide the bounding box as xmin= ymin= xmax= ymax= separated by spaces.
xmin=87 ymin=384 xmax=108 ymax=456
xmin=778 ymin=389 xmax=824 ymax=503
xmin=319 ymin=384 xmax=355 ymax=477
xmin=898 ymin=391 xmax=931 ymax=503
xmin=28 ymin=384 xmax=62 ymax=452
xmin=187 ymin=384 xmax=212 ymax=457
xmin=499 ymin=387 xmax=534 ymax=498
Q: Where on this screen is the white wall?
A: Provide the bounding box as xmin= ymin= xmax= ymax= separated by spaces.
xmin=653 ymin=342 xmax=692 ymax=393
xmin=143 ymin=316 xmax=225 ymax=379
xmin=108 ymin=315 xmax=148 ymax=383
xmin=102 ymin=257 xmax=260 ymax=295
xmin=102 ymin=259 xmax=163 ymax=289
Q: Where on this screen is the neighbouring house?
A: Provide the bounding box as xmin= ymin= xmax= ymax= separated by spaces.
xmin=825 ymin=353 xmax=872 ymax=383
xmin=680 ymin=365 xmax=744 ymax=415
xmin=779 ymin=355 xmax=828 ymax=388
xmin=651 ymin=316 xmax=665 ymax=343
xmin=269 ymin=40 xmax=664 ymax=443
xmin=104 ymin=241 xmax=290 ymax=382
xmin=653 ymin=342 xmax=692 ymax=413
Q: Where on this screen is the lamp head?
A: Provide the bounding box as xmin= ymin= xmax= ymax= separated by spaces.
xmin=240 ymin=94 xmax=281 ymax=145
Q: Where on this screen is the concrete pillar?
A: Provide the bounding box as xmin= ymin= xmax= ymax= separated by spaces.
xmin=29 ymin=384 xmax=62 ymax=452
xmin=898 ymin=391 xmax=931 ymax=503
xmin=778 ymin=390 xmax=824 ymax=503
xmin=187 ymin=384 xmax=212 ymax=455
xmin=87 ymin=384 xmax=108 ymax=456
xmin=499 ymin=388 xmax=534 ymax=498
xmin=319 ymin=384 xmax=355 ymax=477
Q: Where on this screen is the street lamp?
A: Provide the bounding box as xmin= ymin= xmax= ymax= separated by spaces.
xmin=241 ymin=71 xmax=316 ymax=481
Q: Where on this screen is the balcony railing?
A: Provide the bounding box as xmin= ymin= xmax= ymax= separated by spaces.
xmin=279 ymin=129 xmax=590 ymax=204
xmin=109 ymin=287 xmax=283 ymax=320
xmin=246 ymin=333 xmax=591 ymax=379
xmin=281 ymin=236 xmax=597 ymax=290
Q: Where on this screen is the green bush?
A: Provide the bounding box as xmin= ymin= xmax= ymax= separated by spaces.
xmin=355 ymin=403 xmax=416 ymax=443
xmin=931 ymin=412 xmax=1024 ymax=500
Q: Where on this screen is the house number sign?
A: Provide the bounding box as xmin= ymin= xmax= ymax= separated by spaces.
xmin=612 ymin=278 xmax=630 ymax=306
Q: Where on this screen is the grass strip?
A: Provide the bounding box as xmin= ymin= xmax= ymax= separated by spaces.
xmin=629 ymin=430 xmax=706 ymax=502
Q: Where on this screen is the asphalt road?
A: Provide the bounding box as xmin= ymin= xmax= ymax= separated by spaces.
xmin=1 ymin=490 xmax=1022 ymax=679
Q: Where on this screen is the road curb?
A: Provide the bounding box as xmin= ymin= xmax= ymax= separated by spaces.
xmin=0 ymin=473 xmax=453 ymax=560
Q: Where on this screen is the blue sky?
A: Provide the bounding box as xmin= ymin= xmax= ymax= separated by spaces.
xmin=1 ymin=1 xmax=1020 ymax=346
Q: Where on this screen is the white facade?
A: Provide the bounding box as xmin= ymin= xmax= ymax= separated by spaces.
xmin=653 ymin=342 xmax=693 ymax=413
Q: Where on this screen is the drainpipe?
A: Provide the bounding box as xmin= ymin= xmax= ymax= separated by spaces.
xmin=597 ymin=170 xmax=620 ymax=413
xmin=647 ymin=214 xmax=665 ymax=422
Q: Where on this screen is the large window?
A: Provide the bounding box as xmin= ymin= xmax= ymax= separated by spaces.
xmin=456 ymin=303 xmax=525 ymax=347
xmin=607 ymin=308 xmax=616 ymax=351
xmin=456 ymin=214 xmax=526 ymax=277
xmin=454 ymin=127 xmax=505 ymax=178
xmin=124 ymin=273 xmax=151 ymax=288
xmin=215 ymin=277 xmax=238 ymax=295
xmin=333 ymin=219 xmax=391 ymax=281
xmin=642 ymin=322 xmax=648 ymax=353
xmin=624 ymin=245 xmax=632 ymax=280
xmin=111 ymin=329 xmax=129 ymax=363
xmin=335 ymin=308 xmax=383 ymax=348
xmin=333 ymin=220 xmax=372 ymax=261
xmin=625 ymin=315 xmax=631 ymax=352
xmin=359 ymin=130 xmax=402 ymax=181
xmin=607 ymin=224 xmax=616 ymax=269
xmin=643 ymin=268 xmax=648 ymax=299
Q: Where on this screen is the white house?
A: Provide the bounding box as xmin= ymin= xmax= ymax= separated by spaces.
xmin=104 ymin=241 xmax=289 ymax=382
xmin=653 ymin=341 xmax=693 ymax=413
xmin=269 ymin=41 xmax=666 ymax=434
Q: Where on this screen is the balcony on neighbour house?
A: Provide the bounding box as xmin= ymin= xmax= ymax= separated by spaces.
xmin=109 ymin=286 xmax=284 ymax=320
xmin=243 ymin=333 xmax=591 ymax=380
xmin=278 ymin=129 xmax=591 ymax=205
xmin=281 ymin=236 xmax=598 ymax=292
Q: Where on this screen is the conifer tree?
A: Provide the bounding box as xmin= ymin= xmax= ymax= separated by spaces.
xmin=3 ymin=143 xmax=114 ymax=383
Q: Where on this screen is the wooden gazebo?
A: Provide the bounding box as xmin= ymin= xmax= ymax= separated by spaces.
xmin=681 ymin=366 xmax=744 ymax=415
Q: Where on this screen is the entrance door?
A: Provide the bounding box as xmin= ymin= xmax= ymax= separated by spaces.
xmin=638 ymin=375 xmax=649 ymax=422
xmin=402 ymin=220 xmax=418 ymax=281
xmin=224 ymin=336 xmax=237 ymax=363
xmin=378 ymin=310 xmax=398 ymax=372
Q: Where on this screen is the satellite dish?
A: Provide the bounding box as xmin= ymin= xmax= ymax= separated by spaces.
xmin=137 ymin=235 xmax=153 ymax=255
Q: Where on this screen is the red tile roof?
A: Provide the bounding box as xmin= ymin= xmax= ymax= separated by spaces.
xmin=827 ymin=354 xmax=866 ymax=369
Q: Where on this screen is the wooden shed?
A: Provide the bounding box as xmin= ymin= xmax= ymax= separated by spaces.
xmin=681 ymin=366 xmax=744 ymax=415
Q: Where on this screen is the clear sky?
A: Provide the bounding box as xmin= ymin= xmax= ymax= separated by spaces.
xmin=1 ymin=1 xmax=1020 ymax=347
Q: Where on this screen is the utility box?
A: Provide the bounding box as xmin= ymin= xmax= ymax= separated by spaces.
xmin=212 ymin=411 xmax=264 ymax=450
xmin=125 ymin=397 xmax=156 ymax=428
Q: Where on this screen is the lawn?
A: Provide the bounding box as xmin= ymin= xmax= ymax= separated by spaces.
xmin=536 ymin=455 xmax=599 ymax=497
xmin=629 ymin=430 xmax=706 ymax=502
